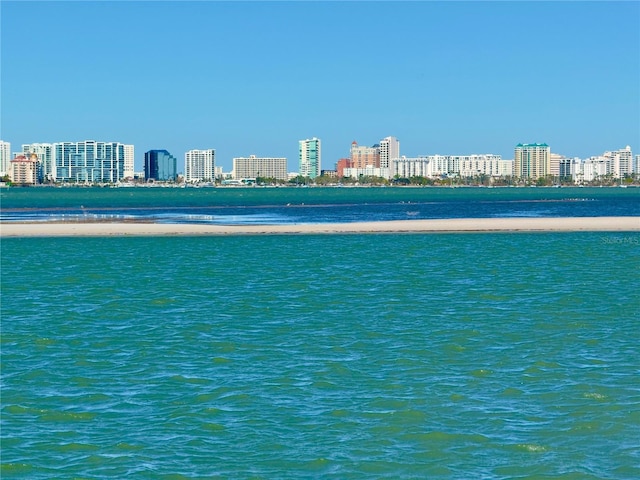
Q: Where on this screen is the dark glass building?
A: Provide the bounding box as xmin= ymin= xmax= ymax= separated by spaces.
xmin=144 ymin=150 xmax=178 ymax=181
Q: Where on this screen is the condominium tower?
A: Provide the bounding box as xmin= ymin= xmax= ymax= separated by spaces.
xmin=185 ymin=149 xmax=216 ymax=182
xmin=350 ymin=141 xmax=380 ymax=169
xmin=10 ymin=154 xmax=39 ymax=185
xmin=22 ymin=143 xmax=54 ymax=181
xmin=379 ymin=136 xmax=400 ymax=170
xmin=0 ymin=140 xmax=10 ymax=176
xmin=53 ymin=140 xmax=132 ymax=182
xmin=514 ymin=143 xmax=551 ymax=180
xmin=145 ymin=150 xmax=178 ymax=181
xmin=299 ymin=138 xmax=321 ymax=179
xmin=603 ymin=146 xmax=633 ymax=178
xmin=233 ymin=155 xmax=287 ymax=181
xmin=124 ymin=144 xmax=135 ymax=179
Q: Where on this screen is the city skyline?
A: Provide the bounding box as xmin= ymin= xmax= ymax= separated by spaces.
xmin=5 ymin=137 xmax=637 ymax=178
xmin=2 ymin=1 xmax=638 ymax=172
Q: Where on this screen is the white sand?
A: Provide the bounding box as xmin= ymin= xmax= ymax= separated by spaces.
xmin=1 ymin=217 xmax=638 ymax=237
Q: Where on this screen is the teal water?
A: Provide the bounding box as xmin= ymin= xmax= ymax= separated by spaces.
xmin=2 ymin=186 xmax=639 ymax=224
xmin=2 ymin=185 xmax=639 ymax=210
xmin=2 ymin=233 xmax=639 ymax=478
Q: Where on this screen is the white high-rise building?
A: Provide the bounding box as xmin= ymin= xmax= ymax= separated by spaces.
xmin=379 ymin=136 xmax=400 ymax=172
xmin=124 ymin=144 xmax=135 ymax=179
xmin=573 ymin=157 xmax=608 ymax=184
xmin=53 ymin=140 xmax=128 ymax=182
xmin=22 ymin=143 xmax=55 ymax=181
xmin=185 ymin=149 xmax=216 ymax=182
xmin=0 ymin=140 xmax=10 ymax=176
xmin=603 ymin=146 xmax=633 ymax=178
xmin=299 ymin=138 xmax=321 ymax=179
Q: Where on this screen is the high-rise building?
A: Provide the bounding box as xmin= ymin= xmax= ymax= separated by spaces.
xmin=233 ymin=155 xmax=287 ymax=181
xmin=22 ymin=143 xmax=54 ymax=181
xmin=558 ymin=157 xmax=574 ymax=180
xmin=185 ymin=149 xmax=216 ymax=182
xmin=379 ymin=136 xmax=400 ymax=171
xmin=0 ymin=140 xmax=11 ymax=176
xmin=124 ymin=144 xmax=135 ymax=179
xmin=603 ymin=146 xmax=633 ymax=178
xmin=299 ymin=138 xmax=321 ymax=179
xmin=53 ymin=140 xmax=129 ymax=182
xmin=145 ymin=150 xmax=178 ymax=181
xmin=10 ymin=154 xmax=39 ymax=185
xmin=514 ymin=143 xmax=551 ymax=180
xmin=350 ymin=141 xmax=380 ymax=169
xmin=550 ymin=153 xmax=564 ymax=178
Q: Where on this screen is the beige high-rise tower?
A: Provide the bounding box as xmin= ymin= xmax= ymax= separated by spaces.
xmin=514 ymin=143 xmax=550 ymax=180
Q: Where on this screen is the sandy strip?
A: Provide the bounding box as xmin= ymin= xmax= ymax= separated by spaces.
xmin=1 ymin=217 xmax=639 ymax=237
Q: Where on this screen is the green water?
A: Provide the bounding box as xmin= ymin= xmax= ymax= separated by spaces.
xmin=1 ymin=185 xmax=638 ymax=209
xmin=2 ymin=233 xmax=639 ymax=478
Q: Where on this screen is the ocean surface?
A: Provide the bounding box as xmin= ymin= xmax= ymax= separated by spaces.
xmin=1 ymin=188 xmax=639 ymax=479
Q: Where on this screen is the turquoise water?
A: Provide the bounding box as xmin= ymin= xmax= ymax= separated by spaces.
xmin=2 ymin=233 xmax=639 ymax=478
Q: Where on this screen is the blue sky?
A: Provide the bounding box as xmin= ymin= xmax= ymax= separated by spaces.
xmin=2 ymin=1 xmax=639 ymax=172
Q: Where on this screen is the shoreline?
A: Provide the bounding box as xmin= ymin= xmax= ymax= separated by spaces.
xmin=1 ymin=217 xmax=639 ymax=237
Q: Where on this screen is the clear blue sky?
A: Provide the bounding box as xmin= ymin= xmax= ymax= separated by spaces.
xmin=2 ymin=1 xmax=639 ymax=172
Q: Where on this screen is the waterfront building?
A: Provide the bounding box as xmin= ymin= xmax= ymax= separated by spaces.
xmin=350 ymin=141 xmax=380 ymax=169
xmin=22 ymin=143 xmax=54 ymax=181
xmin=185 ymin=149 xmax=216 ymax=183
xmin=392 ymin=154 xmax=511 ymax=180
xmin=379 ymin=137 xmax=400 ymax=171
xmin=514 ymin=143 xmax=551 ymax=180
xmin=336 ymin=158 xmax=353 ymax=178
xmin=393 ymin=157 xmax=432 ymax=179
xmin=573 ymin=157 xmax=608 ymax=184
xmin=458 ymin=155 xmax=507 ymax=178
xmin=124 ymin=144 xmax=135 ymax=179
xmin=145 ymin=150 xmax=178 ymax=181
xmin=550 ymin=153 xmax=563 ymax=178
xmin=634 ymin=155 xmax=640 ymax=175
xmin=10 ymin=154 xmax=39 ymax=184
xmin=0 ymin=140 xmax=11 ymax=176
xmin=233 ymin=155 xmax=287 ymax=181
xmin=299 ymin=138 xmax=321 ymax=179
xmin=558 ymin=157 xmax=574 ymax=181
xmin=343 ymin=166 xmax=390 ymax=179
xmin=53 ymin=140 xmax=130 ymax=183
xmin=603 ymin=146 xmax=633 ymax=178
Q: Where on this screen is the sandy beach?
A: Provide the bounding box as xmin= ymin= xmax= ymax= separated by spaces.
xmin=1 ymin=217 xmax=639 ymax=237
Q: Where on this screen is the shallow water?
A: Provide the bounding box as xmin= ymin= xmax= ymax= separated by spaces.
xmin=2 ymin=232 xmax=639 ymax=478
xmin=1 ymin=186 xmax=638 ymax=224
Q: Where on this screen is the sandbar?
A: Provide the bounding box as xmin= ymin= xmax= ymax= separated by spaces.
xmin=1 ymin=217 xmax=638 ymax=237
